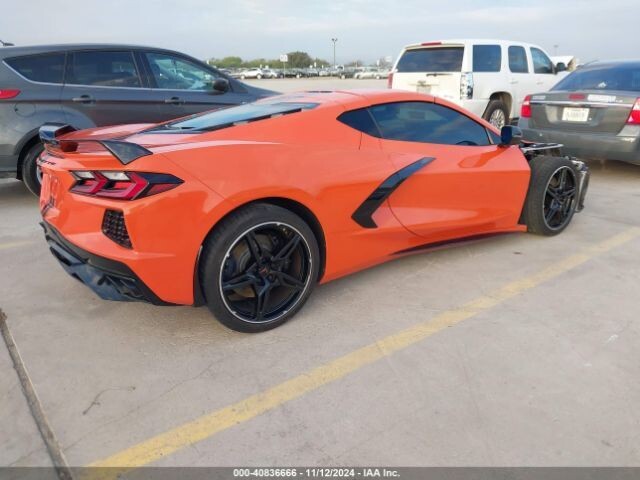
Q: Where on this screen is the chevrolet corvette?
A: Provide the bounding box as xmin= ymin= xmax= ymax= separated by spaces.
xmin=38 ymin=90 xmax=589 ymax=332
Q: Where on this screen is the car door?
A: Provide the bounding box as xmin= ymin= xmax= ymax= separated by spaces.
xmin=60 ymin=49 xmax=161 ymax=129
xmin=507 ymin=45 xmax=534 ymax=114
xmin=141 ymin=51 xmax=248 ymax=119
xmin=367 ymin=100 xmax=530 ymax=241
xmin=530 ymin=47 xmax=558 ymax=92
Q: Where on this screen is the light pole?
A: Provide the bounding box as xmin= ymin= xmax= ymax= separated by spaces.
xmin=0 ymin=40 xmax=15 ymax=47
xmin=331 ymin=38 xmax=338 ymax=68
xmin=553 ymin=44 xmax=559 ymax=55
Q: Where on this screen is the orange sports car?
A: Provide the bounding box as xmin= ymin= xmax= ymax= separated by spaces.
xmin=38 ymin=90 xmax=589 ymax=332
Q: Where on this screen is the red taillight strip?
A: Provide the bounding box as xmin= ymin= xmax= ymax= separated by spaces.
xmin=70 ymin=171 xmax=182 ymax=200
xmin=627 ymin=98 xmax=640 ymax=125
xmin=521 ymin=95 xmax=532 ymax=118
xmin=0 ymin=89 xmax=20 ymax=100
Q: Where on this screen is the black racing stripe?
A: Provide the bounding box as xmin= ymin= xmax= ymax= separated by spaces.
xmin=351 ymin=157 xmax=435 ymax=229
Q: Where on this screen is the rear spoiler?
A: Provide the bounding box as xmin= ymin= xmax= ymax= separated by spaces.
xmin=39 ymin=124 xmax=153 ymax=165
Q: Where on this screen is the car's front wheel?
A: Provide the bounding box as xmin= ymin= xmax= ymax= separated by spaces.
xmin=522 ymin=156 xmax=579 ymax=236
xmin=200 ymin=204 xmax=320 ymax=332
xmin=22 ymin=141 xmax=45 ymax=196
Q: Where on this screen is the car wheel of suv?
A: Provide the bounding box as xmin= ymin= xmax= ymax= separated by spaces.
xmin=22 ymin=141 xmax=45 ymax=197
xmin=484 ymin=100 xmax=510 ymax=129
xmin=200 ymin=203 xmax=320 ymax=333
xmin=522 ymin=156 xmax=579 ymax=236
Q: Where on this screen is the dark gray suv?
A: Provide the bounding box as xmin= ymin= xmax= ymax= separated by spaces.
xmin=0 ymin=44 xmax=274 ymax=195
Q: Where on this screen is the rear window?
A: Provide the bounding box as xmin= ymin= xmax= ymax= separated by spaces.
xmin=5 ymin=53 xmax=65 ymax=84
xmin=552 ymin=64 xmax=640 ymax=92
xmin=150 ymin=102 xmax=318 ymax=132
xmin=473 ymin=45 xmax=501 ymax=73
xmin=68 ymin=51 xmax=141 ymax=88
xmin=396 ymin=47 xmax=463 ymax=73
xmin=508 ymin=46 xmax=528 ymax=73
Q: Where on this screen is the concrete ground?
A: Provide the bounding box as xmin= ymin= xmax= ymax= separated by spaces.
xmin=1 ymin=77 xmax=639 ymax=469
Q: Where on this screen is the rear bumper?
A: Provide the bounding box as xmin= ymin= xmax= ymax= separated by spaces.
xmin=519 ymin=121 xmax=640 ymax=164
xmin=42 ymin=221 xmax=173 ymax=306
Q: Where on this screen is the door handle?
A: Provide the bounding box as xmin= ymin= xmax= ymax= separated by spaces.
xmin=510 ymin=80 xmax=519 ymax=85
xmin=164 ymin=96 xmax=184 ymax=105
xmin=536 ymin=81 xmax=544 ymax=85
xmin=71 ymin=94 xmax=94 ymax=104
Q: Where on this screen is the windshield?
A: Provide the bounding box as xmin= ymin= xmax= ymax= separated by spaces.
xmin=396 ymin=47 xmax=464 ymax=73
xmin=151 ymin=102 xmax=318 ymax=132
xmin=552 ymin=64 xmax=640 ymax=92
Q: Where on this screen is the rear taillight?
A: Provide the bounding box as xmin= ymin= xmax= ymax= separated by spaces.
xmin=460 ymin=72 xmax=473 ymax=100
xmin=521 ymin=95 xmax=532 ymax=118
xmin=387 ymin=71 xmax=394 ymax=89
xmin=0 ymin=89 xmax=20 ymax=99
xmin=70 ymin=171 xmax=182 ymax=200
xmin=626 ymin=98 xmax=640 ymax=124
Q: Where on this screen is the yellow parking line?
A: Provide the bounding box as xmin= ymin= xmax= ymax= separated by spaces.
xmin=88 ymin=227 xmax=640 ymax=473
xmin=0 ymin=240 xmax=35 ymax=251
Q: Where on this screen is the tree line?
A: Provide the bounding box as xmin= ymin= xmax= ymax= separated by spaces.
xmin=208 ymin=51 xmax=331 ymax=69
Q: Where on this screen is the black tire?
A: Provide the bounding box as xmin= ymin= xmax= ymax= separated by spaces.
xmin=22 ymin=142 xmax=44 ymax=197
xmin=522 ymin=156 xmax=579 ymax=236
xmin=200 ymin=203 xmax=320 ymax=333
xmin=483 ymin=99 xmax=510 ymax=129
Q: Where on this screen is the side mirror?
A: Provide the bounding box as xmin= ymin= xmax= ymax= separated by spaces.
xmin=500 ymin=125 xmax=523 ymax=147
xmin=555 ymin=62 xmax=567 ymax=73
xmin=211 ymin=78 xmax=230 ymax=94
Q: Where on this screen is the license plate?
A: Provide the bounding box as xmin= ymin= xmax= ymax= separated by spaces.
xmin=562 ymin=107 xmax=589 ymax=122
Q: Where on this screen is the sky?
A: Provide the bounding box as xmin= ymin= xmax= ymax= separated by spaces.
xmin=1 ymin=0 xmax=638 ymax=64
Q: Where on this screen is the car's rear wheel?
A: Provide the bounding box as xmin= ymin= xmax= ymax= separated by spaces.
xmin=200 ymin=204 xmax=320 ymax=332
xmin=22 ymin=141 xmax=44 ymax=197
xmin=523 ymin=156 xmax=579 ymax=236
xmin=483 ymin=99 xmax=510 ymax=129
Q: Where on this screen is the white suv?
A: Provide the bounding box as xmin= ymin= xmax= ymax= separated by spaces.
xmin=389 ymin=39 xmax=566 ymax=128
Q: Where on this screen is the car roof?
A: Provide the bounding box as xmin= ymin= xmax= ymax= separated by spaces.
xmin=576 ymin=60 xmax=640 ymax=69
xmin=402 ymin=39 xmax=542 ymax=49
xmin=258 ymin=90 xmax=436 ymax=109
xmin=0 ymin=43 xmax=191 ymax=59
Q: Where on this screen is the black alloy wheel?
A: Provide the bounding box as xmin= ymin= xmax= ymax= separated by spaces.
xmin=220 ymin=222 xmax=312 ymax=323
xmin=200 ymin=203 xmax=320 ymax=332
xmin=543 ymin=166 xmax=577 ymax=231
xmin=523 ymin=156 xmax=579 ymax=236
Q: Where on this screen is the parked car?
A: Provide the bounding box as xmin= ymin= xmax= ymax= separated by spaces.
xmin=238 ymin=68 xmax=264 ymax=79
xmin=0 ymin=44 xmax=274 ymax=195
xmin=519 ymin=60 xmax=640 ymax=165
xmin=389 ymin=39 xmax=566 ymax=128
xmin=356 ymin=68 xmax=390 ymax=79
xmin=262 ymin=69 xmax=281 ymax=79
xmin=38 ymin=90 xmax=588 ymax=333
xmin=338 ymin=68 xmax=358 ymax=79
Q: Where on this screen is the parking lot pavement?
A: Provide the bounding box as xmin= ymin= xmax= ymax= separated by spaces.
xmin=1 ymin=164 xmax=640 ymax=466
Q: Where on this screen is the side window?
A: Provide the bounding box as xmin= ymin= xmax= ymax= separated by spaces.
xmin=531 ymin=48 xmax=554 ymax=74
xmin=508 ymin=46 xmax=529 ymax=73
xmin=68 ymin=51 xmax=141 ymax=87
xmin=5 ymin=53 xmax=65 ymax=83
xmin=337 ymin=108 xmax=380 ymax=137
xmin=145 ymin=52 xmax=218 ymax=90
xmin=472 ymin=45 xmax=501 ymax=73
xmin=368 ymin=102 xmax=491 ymax=146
